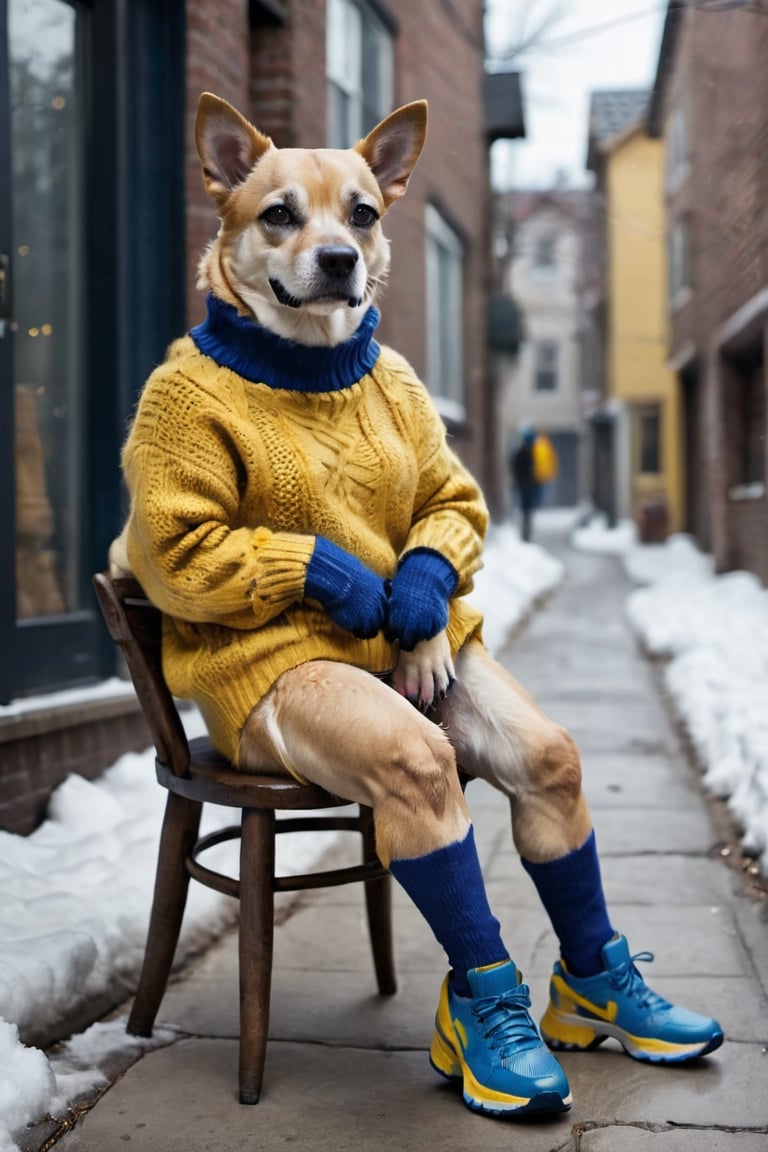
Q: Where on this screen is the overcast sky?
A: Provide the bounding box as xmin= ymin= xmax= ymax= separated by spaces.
xmin=485 ymin=0 xmax=668 ymax=188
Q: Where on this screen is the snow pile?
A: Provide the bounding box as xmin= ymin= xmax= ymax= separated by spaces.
xmin=0 ymin=1021 xmax=54 ymax=1152
xmin=577 ymin=518 xmax=768 ymax=874
xmin=470 ymin=521 xmax=563 ymax=652
xmin=0 ymin=523 xmax=557 ymax=1152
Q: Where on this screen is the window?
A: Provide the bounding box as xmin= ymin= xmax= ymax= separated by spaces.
xmin=725 ymin=351 xmax=765 ymax=498
xmin=668 ymin=221 xmax=690 ymax=302
xmin=665 ymin=102 xmax=688 ymax=191
xmin=741 ymin=365 xmax=766 ymax=487
xmin=636 ymin=404 xmax=662 ymax=474
xmin=534 ymin=341 xmax=558 ymax=392
xmin=0 ymin=0 xmax=184 ymax=702
xmin=326 ymin=0 xmax=394 ymax=148
xmin=10 ymin=0 xmax=84 ymax=622
xmin=533 ymin=234 xmax=556 ymax=276
xmin=425 ymin=204 xmax=465 ymax=422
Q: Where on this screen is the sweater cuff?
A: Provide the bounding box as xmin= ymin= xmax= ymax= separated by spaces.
xmin=250 ymin=528 xmax=315 ymax=608
xmin=399 ymin=548 xmax=459 ymax=596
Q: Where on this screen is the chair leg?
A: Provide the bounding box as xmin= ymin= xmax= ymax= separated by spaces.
xmin=360 ymin=806 xmax=397 ymax=996
xmin=127 ymin=790 xmax=203 ymax=1036
xmin=237 ymin=806 xmax=275 ymax=1105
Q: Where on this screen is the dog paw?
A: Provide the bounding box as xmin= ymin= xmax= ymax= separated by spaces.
xmin=392 ymin=630 xmax=455 ymax=712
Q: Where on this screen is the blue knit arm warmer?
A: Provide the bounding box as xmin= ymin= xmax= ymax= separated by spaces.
xmin=385 ymin=548 xmax=459 ymax=651
xmin=305 ymin=536 xmax=388 ymax=639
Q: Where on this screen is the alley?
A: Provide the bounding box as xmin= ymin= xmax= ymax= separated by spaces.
xmin=44 ymin=525 xmax=768 ymax=1152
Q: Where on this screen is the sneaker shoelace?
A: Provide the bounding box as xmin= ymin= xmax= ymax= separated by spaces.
xmin=607 ymin=950 xmax=671 ymax=1012
xmin=471 ymin=984 xmax=543 ymax=1059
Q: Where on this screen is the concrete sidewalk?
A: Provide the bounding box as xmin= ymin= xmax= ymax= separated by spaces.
xmin=44 ymin=529 xmax=768 ymax=1150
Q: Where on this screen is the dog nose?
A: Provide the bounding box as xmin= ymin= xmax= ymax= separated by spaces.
xmin=317 ymin=245 xmax=358 ymax=277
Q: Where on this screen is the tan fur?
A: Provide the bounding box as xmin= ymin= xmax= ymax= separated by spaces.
xmin=194 ymin=92 xmax=428 ymax=347
xmin=432 ymin=641 xmax=592 ymax=862
xmin=237 ymin=660 xmax=471 ymax=867
xmin=108 ymin=527 xmax=131 ymax=579
xmin=238 ymin=640 xmax=591 ymax=867
xmin=114 ymin=93 xmax=594 ymax=868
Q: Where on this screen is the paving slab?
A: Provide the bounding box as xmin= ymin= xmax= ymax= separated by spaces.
xmin=58 ymin=1038 xmax=577 ymax=1152
xmin=581 ymin=1129 xmax=768 ymax=1151
xmin=55 ymin=1036 xmax=768 ymax=1152
xmin=37 ymin=528 xmax=768 ymax=1152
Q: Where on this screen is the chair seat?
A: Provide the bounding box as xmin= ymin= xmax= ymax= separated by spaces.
xmin=160 ymin=734 xmax=354 ymax=810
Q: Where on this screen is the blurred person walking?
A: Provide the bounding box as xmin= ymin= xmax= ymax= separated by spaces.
xmin=511 ymin=425 xmax=540 ymax=541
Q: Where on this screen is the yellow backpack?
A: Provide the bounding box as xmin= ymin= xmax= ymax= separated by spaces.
xmin=532 ymin=435 xmax=559 ymax=484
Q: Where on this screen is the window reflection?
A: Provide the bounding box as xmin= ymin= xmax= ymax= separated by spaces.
xmin=10 ymin=0 xmax=83 ymax=619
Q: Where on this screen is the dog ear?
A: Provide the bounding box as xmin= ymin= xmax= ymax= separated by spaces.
xmin=195 ymin=92 xmax=273 ymax=205
xmin=355 ymin=101 xmax=428 ymax=208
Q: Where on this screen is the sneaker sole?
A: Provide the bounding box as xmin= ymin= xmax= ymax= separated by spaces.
xmin=542 ymin=1011 xmax=725 ymax=1064
xmin=430 ymin=1028 xmax=572 ymax=1117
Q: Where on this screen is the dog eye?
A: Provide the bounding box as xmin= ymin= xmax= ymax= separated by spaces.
xmin=260 ymin=204 xmax=294 ymax=227
xmin=351 ymin=203 xmax=378 ymax=229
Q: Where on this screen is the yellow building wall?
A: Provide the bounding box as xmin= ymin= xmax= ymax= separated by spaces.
xmin=606 ymin=131 xmax=682 ymax=533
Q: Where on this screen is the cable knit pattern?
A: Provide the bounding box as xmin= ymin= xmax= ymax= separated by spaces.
xmin=119 ymin=301 xmax=488 ymax=765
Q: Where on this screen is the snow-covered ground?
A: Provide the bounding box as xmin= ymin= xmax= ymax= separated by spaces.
xmin=2 ymin=512 xmax=767 ymax=1151
xmin=575 ymin=515 xmax=768 ymax=873
xmin=0 ymin=522 xmax=561 ymax=1152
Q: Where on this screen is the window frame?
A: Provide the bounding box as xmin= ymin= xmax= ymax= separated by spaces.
xmin=665 ymin=101 xmax=689 ymax=193
xmin=326 ymin=0 xmax=394 ymax=148
xmin=668 ymin=219 xmax=691 ymax=307
xmin=635 ymin=403 xmax=662 ymax=476
xmin=533 ymin=339 xmax=558 ymax=393
xmin=533 ymin=233 xmax=556 ymax=278
xmin=0 ymin=0 xmax=185 ymax=703
xmin=724 ymin=347 xmax=766 ymax=501
xmin=424 ymin=203 xmax=465 ymax=424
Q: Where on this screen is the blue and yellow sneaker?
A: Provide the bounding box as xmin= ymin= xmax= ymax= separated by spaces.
xmin=429 ymin=959 xmax=572 ymax=1117
xmin=541 ymin=934 xmax=724 ymax=1063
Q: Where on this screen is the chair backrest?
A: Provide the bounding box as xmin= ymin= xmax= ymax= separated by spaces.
xmin=92 ymin=572 xmax=191 ymax=776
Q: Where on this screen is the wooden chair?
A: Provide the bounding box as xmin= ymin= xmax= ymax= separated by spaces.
xmin=92 ymin=572 xmax=396 ymax=1104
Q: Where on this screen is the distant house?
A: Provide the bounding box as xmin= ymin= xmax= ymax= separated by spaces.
xmin=649 ymin=0 xmax=768 ymax=582
xmin=584 ymin=90 xmax=682 ymax=538
xmin=494 ymin=190 xmax=593 ymax=511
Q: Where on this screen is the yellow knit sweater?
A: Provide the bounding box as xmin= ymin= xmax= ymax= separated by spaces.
xmin=119 ymin=302 xmax=487 ymax=764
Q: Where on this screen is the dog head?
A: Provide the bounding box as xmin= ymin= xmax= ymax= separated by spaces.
xmin=195 ymin=94 xmax=428 ymax=346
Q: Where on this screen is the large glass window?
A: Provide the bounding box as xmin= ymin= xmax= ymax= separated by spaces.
xmin=326 ymin=0 xmax=393 ymax=148
xmin=0 ymin=0 xmax=185 ymax=702
xmin=11 ymin=0 xmax=85 ymax=620
xmin=425 ymin=204 xmax=465 ymax=423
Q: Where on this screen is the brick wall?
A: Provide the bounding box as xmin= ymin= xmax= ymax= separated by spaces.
xmin=665 ymin=6 xmax=768 ymax=578
xmin=185 ymin=0 xmax=252 ymax=327
xmin=251 ymin=0 xmax=326 ymax=148
xmin=380 ymin=0 xmax=493 ymax=500
xmin=0 ymin=704 xmax=150 ymax=835
xmin=689 ymin=10 xmax=768 ymax=332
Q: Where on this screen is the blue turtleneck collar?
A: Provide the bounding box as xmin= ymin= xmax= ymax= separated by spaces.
xmin=189 ymin=294 xmax=381 ymax=393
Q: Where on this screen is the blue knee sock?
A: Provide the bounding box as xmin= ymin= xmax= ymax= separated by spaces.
xmin=389 ymin=825 xmax=509 ymax=997
xmin=521 ymin=829 xmax=614 ymax=977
